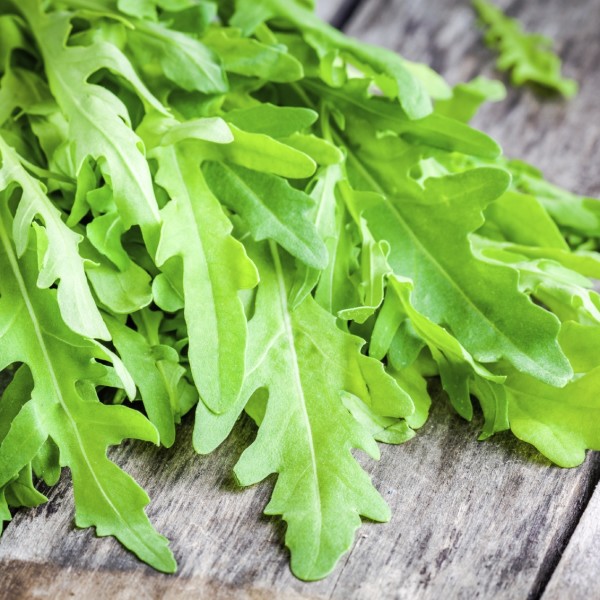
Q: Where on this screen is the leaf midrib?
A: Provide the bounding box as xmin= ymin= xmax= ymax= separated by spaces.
xmin=269 ymin=241 xmax=323 ymax=565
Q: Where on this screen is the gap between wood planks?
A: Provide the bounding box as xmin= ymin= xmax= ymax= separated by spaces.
xmin=532 ymin=459 xmax=600 ymax=599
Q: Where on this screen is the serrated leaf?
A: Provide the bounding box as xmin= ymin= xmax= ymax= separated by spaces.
xmin=0 ymin=135 xmax=109 ymax=340
xmin=0 ymin=203 xmax=175 ymax=573
xmin=195 ymin=241 xmax=412 ymax=580
xmin=20 ymin=3 xmax=164 ymax=228
xmin=231 ymin=0 xmax=432 ymax=119
xmin=361 ymin=168 xmax=571 ymax=387
xmin=473 ymin=0 xmax=577 ymax=97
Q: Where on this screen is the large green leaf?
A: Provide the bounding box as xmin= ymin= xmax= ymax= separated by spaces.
xmin=0 ymin=202 xmax=175 ymax=573
xmin=154 ymin=144 xmax=258 ymax=414
xmin=195 ymin=241 xmax=413 ymax=580
xmin=359 ymin=167 xmax=572 ymax=386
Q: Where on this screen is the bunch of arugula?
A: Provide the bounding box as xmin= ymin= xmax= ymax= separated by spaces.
xmin=0 ymin=0 xmax=598 ymax=582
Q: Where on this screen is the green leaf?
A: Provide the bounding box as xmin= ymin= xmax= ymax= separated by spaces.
xmin=508 ymin=160 xmax=600 ymax=239
xmin=309 ymin=80 xmax=501 ymax=159
xmin=83 ymin=240 xmax=154 ymax=314
xmin=154 ymin=145 xmax=258 ymax=413
xmin=435 ymin=76 xmax=506 ymax=123
xmin=342 ymin=393 xmax=415 ymax=445
xmin=231 ymin=0 xmax=432 ymax=119
xmin=0 ymin=203 xmax=175 ymax=573
xmin=482 ymin=189 xmax=568 ymax=250
xmin=203 ymin=28 xmax=304 ymax=82
xmin=225 ymin=104 xmax=318 ymax=138
xmin=127 ymin=19 xmax=228 ymax=94
xmin=105 ymin=312 xmax=196 ymax=448
xmin=203 ymin=161 xmax=328 ymax=269
xmin=473 ymin=242 xmax=600 ymax=326
xmin=507 ymin=364 xmax=600 ymax=467
xmin=195 ymin=241 xmax=413 ymax=580
xmin=213 ymin=125 xmax=317 ymax=179
xmin=471 ymin=376 xmax=509 ymax=440
xmin=473 ymin=0 xmax=577 ymax=97
xmin=361 ymin=168 xmax=572 ymax=387
xmin=20 ymin=3 xmax=164 ymax=228
xmin=0 ymin=135 xmax=110 ymax=340
xmin=288 ymin=164 xmax=348 ymax=310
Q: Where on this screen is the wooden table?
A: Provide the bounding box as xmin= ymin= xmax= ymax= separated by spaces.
xmin=1 ymin=1 xmax=599 ymax=597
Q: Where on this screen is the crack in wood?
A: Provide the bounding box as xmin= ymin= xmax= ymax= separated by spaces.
xmin=528 ymin=453 xmax=600 ymax=600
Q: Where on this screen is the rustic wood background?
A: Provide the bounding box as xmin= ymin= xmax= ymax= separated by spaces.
xmin=1 ymin=0 xmax=599 ymax=598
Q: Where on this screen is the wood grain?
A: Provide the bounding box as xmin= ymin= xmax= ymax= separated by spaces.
xmin=1 ymin=389 xmax=599 ymax=599
xmin=2 ymin=1 xmax=600 ymax=598
xmin=542 ymin=482 xmax=600 ymax=600
xmin=315 ymin=0 xmax=349 ymax=23
xmin=346 ymin=0 xmax=600 ymax=196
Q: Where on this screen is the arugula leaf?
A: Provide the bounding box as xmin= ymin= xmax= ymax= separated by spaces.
xmin=0 ymin=202 xmax=175 ymax=572
xmin=203 ymin=28 xmax=304 ymax=82
xmin=0 ymin=136 xmax=109 ymax=340
xmin=355 ymin=165 xmax=572 ymax=386
xmin=308 ymin=80 xmax=501 ymax=159
xmin=231 ymin=0 xmax=432 ymax=119
xmin=507 ymin=362 xmax=600 ymax=468
xmin=195 ymin=240 xmax=413 ymax=580
xmin=473 ymin=0 xmax=577 ymax=97
xmin=154 ymin=144 xmax=258 ymax=414
xmin=105 ymin=311 xmax=197 ymax=447
xmin=435 ymin=77 xmax=506 ymax=123
xmin=507 ymin=159 xmax=600 ymax=239
xmin=127 ymin=19 xmax=228 ymax=93
xmin=203 ymin=161 xmax=328 ymax=269
xmin=18 ymin=0 xmax=164 ymax=228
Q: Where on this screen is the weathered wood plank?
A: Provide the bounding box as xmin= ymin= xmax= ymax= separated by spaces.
xmin=542 ymin=483 xmax=600 ymax=600
xmin=346 ymin=0 xmax=600 ymax=196
xmin=2 ymin=1 xmax=600 ymax=598
xmin=1 ymin=393 xmax=599 ymax=599
xmin=315 ymin=0 xmax=349 ymax=23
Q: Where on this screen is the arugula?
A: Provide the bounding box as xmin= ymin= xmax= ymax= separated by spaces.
xmin=0 ymin=0 xmax=597 ymax=584
xmin=473 ymin=0 xmax=578 ymax=97
xmin=195 ymin=240 xmax=412 ymax=580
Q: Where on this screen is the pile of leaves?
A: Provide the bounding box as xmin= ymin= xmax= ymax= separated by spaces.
xmin=0 ymin=0 xmax=598 ymax=582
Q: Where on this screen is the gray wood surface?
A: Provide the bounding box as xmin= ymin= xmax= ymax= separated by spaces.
xmin=1 ymin=397 xmax=598 ymax=599
xmin=543 ymin=482 xmax=600 ymax=600
xmin=1 ymin=1 xmax=600 ymax=598
xmin=346 ymin=0 xmax=600 ymax=197
xmin=315 ymin=0 xmax=347 ymax=22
